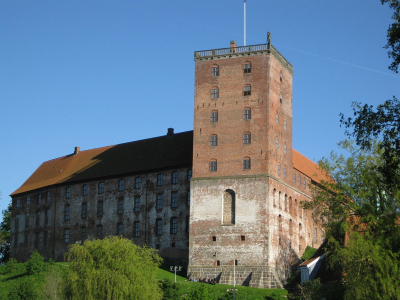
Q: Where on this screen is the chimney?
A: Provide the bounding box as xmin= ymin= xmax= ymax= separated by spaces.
xmin=74 ymin=147 xmax=80 ymax=155
xmin=167 ymin=128 xmax=174 ymax=137
xmin=230 ymin=40 xmax=237 ymax=53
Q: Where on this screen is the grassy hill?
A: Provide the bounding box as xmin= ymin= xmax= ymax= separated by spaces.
xmin=0 ymin=263 xmax=287 ymax=299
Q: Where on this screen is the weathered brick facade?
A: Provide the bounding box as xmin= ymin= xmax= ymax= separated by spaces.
xmin=10 ymin=39 xmax=324 ymax=289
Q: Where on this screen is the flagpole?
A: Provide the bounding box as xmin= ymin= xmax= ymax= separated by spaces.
xmin=244 ymin=0 xmax=246 ymax=46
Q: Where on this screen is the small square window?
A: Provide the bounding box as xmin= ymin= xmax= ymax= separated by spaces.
xmin=156 ymin=194 xmax=163 ymax=210
xmin=97 ymin=201 xmax=103 ymax=217
xmin=156 ymin=219 xmax=163 ymax=235
xmin=134 ymin=221 xmax=140 ymax=237
xmin=172 ymin=171 xmax=179 ymax=184
xmin=98 ymin=182 xmax=104 ymax=194
xmin=241 ymin=235 xmax=245 ymax=241
xmin=171 ymin=191 xmax=178 ymax=208
xmin=118 ymin=199 xmax=124 ymax=214
xmin=243 ymin=158 xmax=251 ymax=170
xmin=243 ymin=133 xmax=251 ymax=144
xmin=157 ymin=174 xmax=164 ymax=186
xmin=211 ymin=88 xmax=219 ymax=99
xmin=244 ymin=85 xmax=251 ymax=96
xmin=118 ymin=179 xmax=124 ymax=191
xmin=212 ymin=236 xmax=216 ymax=241
xmin=82 ymin=184 xmax=88 ymax=196
xmin=81 ymin=202 xmax=87 ymax=219
xmin=170 ymin=217 xmax=178 ymax=234
xmin=134 ymin=196 xmax=141 ymax=213
xmin=211 ymin=111 xmax=218 ymax=122
xmin=212 ymin=66 xmax=219 ymax=76
xmin=209 ymin=160 xmax=217 ymax=172
xmin=210 ymin=135 xmax=218 ymax=146
xmin=244 ymin=108 xmax=251 ymax=120
xmin=244 ymin=63 xmax=252 ymax=73
xmin=135 ymin=177 xmax=142 ymax=189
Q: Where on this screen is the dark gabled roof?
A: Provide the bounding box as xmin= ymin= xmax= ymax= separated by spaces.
xmin=11 ymin=130 xmax=193 ymax=196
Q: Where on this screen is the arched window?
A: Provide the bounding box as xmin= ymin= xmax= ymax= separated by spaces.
xmin=222 ymin=189 xmax=235 ymax=225
xmin=273 ymin=188 xmax=277 ymax=207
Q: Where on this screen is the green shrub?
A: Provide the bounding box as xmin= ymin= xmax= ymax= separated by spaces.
xmin=160 ymin=279 xmax=180 ymax=299
xmin=301 ymin=246 xmax=317 ymax=261
xmin=26 ymin=250 xmax=45 ymax=275
xmin=4 ymin=258 xmax=18 ymax=274
xmin=8 ymin=278 xmax=40 ymax=300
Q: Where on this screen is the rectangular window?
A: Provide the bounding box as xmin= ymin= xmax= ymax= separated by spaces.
xmin=135 ymin=177 xmax=142 ymax=189
xmin=16 ymin=199 xmax=20 ymax=208
xmin=187 ymin=190 xmax=190 ymax=206
xmin=293 ymin=173 xmax=296 ymax=184
xmin=243 ymin=158 xmax=251 ymax=170
xmin=97 ymin=225 xmax=103 ymax=239
xmin=211 ymin=111 xmax=218 ymax=122
xmin=156 ymin=194 xmax=163 ymax=210
xmin=209 ymin=160 xmax=217 ymax=171
xmin=244 ymin=63 xmax=252 ymax=73
xmin=211 ymin=88 xmax=219 ymax=99
xmin=156 ymin=219 xmax=163 ymax=235
xmin=244 ymin=108 xmax=251 ymax=120
xmin=82 ymin=227 xmax=87 ymax=241
xmin=66 ymin=187 xmax=71 ymax=198
xmin=38 ymin=193 xmax=41 ymax=204
xmin=210 ymin=135 xmax=217 ymax=146
xmin=118 ymin=223 xmax=124 ymax=236
xmin=45 ymin=209 xmax=49 ymax=225
xmin=98 ymin=182 xmax=104 ymax=194
xmin=134 ymin=221 xmax=140 ymax=237
xmin=172 ymin=171 xmax=179 ymax=184
xmin=171 ymin=191 xmax=178 ymax=208
xmin=118 ymin=199 xmax=124 ymax=215
xmin=46 ymin=191 xmax=51 ymax=202
xmin=157 ymin=174 xmax=164 ymax=186
xmin=134 ymin=196 xmax=141 ymax=213
xmin=303 ymin=179 xmax=306 ymax=189
xmin=44 ymin=231 xmax=48 ymax=247
xmin=25 ymin=213 xmax=29 ymax=229
xmin=82 ymin=184 xmax=89 ymax=196
xmin=212 ymin=66 xmax=219 ymax=76
xmin=170 ymin=217 xmax=178 ymax=234
xmin=118 ymin=179 xmax=124 ymax=191
xmin=36 ymin=211 xmax=40 ymax=226
xmin=298 ymin=175 xmax=301 ymax=186
xmin=97 ymin=201 xmax=103 ymax=217
xmin=81 ymin=202 xmax=88 ymax=219
xmin=244 ymin=85 xmax=251 ymax=96
xmin=243 ymin=133 xmax=251 ymax=144
xmin=34 ymin=232 xmax=39 ymax=248
xmin=187 ymin=169 xmax=192 ymax=181
xmin=26 ymin=197 xmax=30 ymax=206
xmin=65 ymin=205 xmax=70 ymax=221
xmin=64 ymin=229 xmax=70 ymax=243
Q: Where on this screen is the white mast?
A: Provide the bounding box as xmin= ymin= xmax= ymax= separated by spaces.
xmin=244 ymin=0 xmax=247 ymax=46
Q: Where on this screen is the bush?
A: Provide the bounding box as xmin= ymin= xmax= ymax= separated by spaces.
xmin=26 ymin=250 xmax=45 ymax=275
xmin=4 ymin=258 xmax=18 ymax=274
xmin=8 ymin=278 xmax=40 ymax=300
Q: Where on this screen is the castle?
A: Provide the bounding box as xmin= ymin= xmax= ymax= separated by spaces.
xmin=10 ymin=38 xmax=325 ymax=288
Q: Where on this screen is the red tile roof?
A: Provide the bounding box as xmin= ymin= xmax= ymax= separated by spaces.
xmin=11 ymin=130 xmax=325 ymax=196
xmin=292 ymin=149 xmax=329 ymax=183
xmin=11 ymin=131 xmax=193 ymax=196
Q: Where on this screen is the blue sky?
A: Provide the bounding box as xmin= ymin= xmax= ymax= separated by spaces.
xmin=1 ymin=0 xmax=399 ymax=213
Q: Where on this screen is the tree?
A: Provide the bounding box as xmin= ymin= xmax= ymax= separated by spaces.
xmin=305 ymin=141 xmax=400 ymax=300
xmin=0 ymin=195 xmax=11 ymax=264
xmin=64 ymin=236 xmax=163 ymax=300
xmin=381 ymin=0 xmax=400 ymax=73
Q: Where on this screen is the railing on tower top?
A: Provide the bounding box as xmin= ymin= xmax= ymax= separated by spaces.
xmin=195 ymin=43 xmax=269 ymax=58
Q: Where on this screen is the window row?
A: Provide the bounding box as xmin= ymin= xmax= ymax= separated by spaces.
xmin=272 ymin=189 xmax=309 ymax=217
xmin=211 ymin=64 xmax=285 ymax=83
xmin=15 ymin=191 xmax=51 ymax=208
xmin=64 ymin=170 xmax=192 ymax=198
xmin=209 ymin=85 xmax=251 ymax=99
xmin=209 ymin=133 xmax=251 ymax=146
xmin=210 ymin=108 xmax=251 ymax=123
xmin=14 ymin=209 xmax=51 ymax=229
xmin=209 ymin=158 xmax=251 ymax=171
xmin=64 ymin=191 xmax=190 ymax=221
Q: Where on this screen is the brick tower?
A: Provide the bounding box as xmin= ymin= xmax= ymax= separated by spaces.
xmin=188 ymin=36 xmax=297 ymax=288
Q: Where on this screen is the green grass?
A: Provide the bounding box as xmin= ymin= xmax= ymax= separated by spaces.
xmin=0 ymin=263 xmax=288 ymax=300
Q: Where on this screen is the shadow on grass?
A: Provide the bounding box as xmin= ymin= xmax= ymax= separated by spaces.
xmin=3 ymin=272 xmax=28 ymax=281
